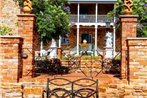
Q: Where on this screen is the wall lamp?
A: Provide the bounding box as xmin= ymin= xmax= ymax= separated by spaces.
xmin=21 ymin=53 xmax=28 ymax=59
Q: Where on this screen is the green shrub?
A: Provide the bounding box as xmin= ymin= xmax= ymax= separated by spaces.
xmin=0 ymin=26 xmax=12 ymax=36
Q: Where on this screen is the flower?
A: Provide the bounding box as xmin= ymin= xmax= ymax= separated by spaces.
xmin=63 ymin=6 xmax=70 ymax=12
xmin=38 ymin=0 xmax=43 ymax=3
xmin=46 ymin=17 xmax=50 ymax=22
xmin=138 ymin=25 xmax=143 ymax=30
xmin=20 ymin=7 xmax=23 ymax=12
xmin=140 ymin=0 xmax=144 ymax=2
xmin=65 ymin=34 xmax=68 ymax=37
xmin=114 ymin=20 xmax=118 ymax=27
xmin=71 ymin=22 xmax=76 ymax=26
xmin=142 ymin=12 xmax=147 ymax=16
xmin=143 ymin=4 xmax=147 ymax=8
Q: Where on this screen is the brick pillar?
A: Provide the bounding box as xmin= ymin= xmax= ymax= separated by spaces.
xmin=120 ymin=15 xmax=138 ymax=79
xmin=17 ymin=14 xmax=36 ymax=78
xmin=0 ymin=37 xmax=23 ymax=82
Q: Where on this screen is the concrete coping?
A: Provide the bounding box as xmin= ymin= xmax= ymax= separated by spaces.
xmin=17 ymin=14 xmax=36 ymax=17
xmin=0 ymin=36 xmax=22 ymax=39
xmin=127 ymin=37 xmax=147 ymax=40
xmin=119 ymin=15 xmax=139 ymax=18
xmin=0 ymin=36 xmax=23 ymax=44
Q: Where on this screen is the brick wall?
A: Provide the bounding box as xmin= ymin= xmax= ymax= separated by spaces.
xmin=0 ymin=39 xmax=146 ymax=97
xmin=127 ymin=38 xmax=147 ymax=85
xmin=0 ymin=79 xmax=146 ymax=98
xmin=0 ymin=37 xmax=23 ymax=82
xmin=0 ymin=0 xmax=20 ymax=35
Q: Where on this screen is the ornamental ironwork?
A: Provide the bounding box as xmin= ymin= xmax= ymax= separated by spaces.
xmin=23 ymin=0 xmax=32 ymax=14
xmin=42 ymin=78 xmax=99 ymax=98
xmin=124 ymin=0 xmax=133 ymax=15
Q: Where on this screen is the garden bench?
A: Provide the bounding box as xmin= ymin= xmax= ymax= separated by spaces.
xmin=42 ymin=78 xmax=98 ymax=98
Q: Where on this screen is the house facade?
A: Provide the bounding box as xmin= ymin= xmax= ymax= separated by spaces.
xmin=61 ymin=0 xmax=117 ymax=57
xmin=0 ymin=0 xmax=118 ymax=57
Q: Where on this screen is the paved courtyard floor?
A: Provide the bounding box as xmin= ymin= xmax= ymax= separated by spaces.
xmin=20 ymin=72 xmax=127 ymax=84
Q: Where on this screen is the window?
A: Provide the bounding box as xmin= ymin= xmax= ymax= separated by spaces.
xmin=61 ymin=36 xmax=69 ymax=45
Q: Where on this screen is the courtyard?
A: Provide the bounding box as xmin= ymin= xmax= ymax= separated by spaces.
xmin=0 ymin=0 xmax=147 ymax=98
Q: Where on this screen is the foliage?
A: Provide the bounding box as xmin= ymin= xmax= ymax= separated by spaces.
xmin=62 ymin=54 xmax=69 ymax=60
xmin=13 ymin=0 xmax=23 ymax=6
xmin=35 ymin=58 xmax=69 ymax=74
xmin=0 ymin=25 xmax=12 ymax=36
xmin=15 ymin=0 xmax=71 ymax=43
xmin=108 ymin=0 xmax=147 ymax=37
xmin=34 ymin=0 xmax=71 ymax=43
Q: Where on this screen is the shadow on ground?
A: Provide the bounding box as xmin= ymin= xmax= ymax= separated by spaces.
xmin=34 ymin=58 xmax=121 ymax=78
xmin=34 ymin=58 xmax=70 ymax=77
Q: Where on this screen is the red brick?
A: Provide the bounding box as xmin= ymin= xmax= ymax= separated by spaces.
xmin=120 ymin=15 xmax=138 ymax=79
xmin=18 ymin=14 xmax=36 ymax=78
xmin=0 ymin=37 xmax=23 ymax=83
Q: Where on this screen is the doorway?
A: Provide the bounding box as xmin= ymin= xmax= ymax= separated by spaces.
xmin=81 ymin=34 xmax=92 ymax=44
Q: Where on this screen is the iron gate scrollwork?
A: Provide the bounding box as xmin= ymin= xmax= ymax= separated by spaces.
xmin=42 ymin=78 xmax=98 ymax=98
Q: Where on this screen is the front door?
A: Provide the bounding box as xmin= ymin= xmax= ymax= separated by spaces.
xmin=81 ymin=34 xmax=92 ymax=44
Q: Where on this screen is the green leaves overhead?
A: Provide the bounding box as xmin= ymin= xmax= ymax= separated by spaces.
xmin=15 ymin=0 xmax=71 ymax=43
xmin=31 ymin=0 xmax=70 ymax=42
xmin=108 ymin=0 xmax=147 ymax=37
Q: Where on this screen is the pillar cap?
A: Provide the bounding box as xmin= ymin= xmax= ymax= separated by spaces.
xmin=17 ymin=14 xmax=36 ymax=17
xmin=127 ymin=37 xmax=147 ymax=40
xmin=0 ymin=36 xmax=22 ymax=38
xmin=119 ymin=15 xmax=138 ymax=18
xmin=0 ymin=36 xmax=23 ymax=44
